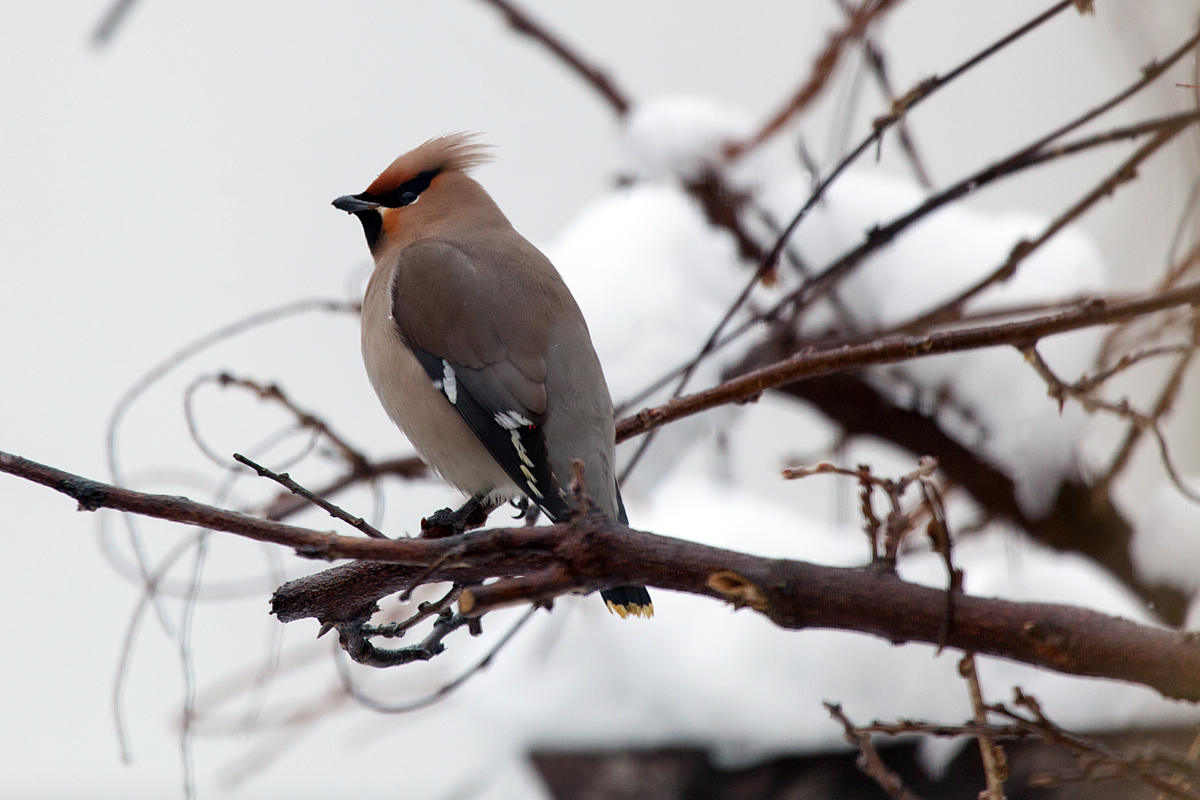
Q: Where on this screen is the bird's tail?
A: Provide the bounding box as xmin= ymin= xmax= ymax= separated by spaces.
xmin=601 ymin=484 xmax=654 ymax=618
xmin=601 ymin=585 xmax=654 ymax=618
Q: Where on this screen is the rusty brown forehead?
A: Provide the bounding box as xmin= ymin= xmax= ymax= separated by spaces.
xmin=366 ymin=160 xmax=431 ymax=195
xmin=364 ymin=134 xmax=493 ymax=194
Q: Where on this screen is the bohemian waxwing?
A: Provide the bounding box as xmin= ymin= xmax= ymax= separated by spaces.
xmin=333 ymin=133 xmax=652 ymax=618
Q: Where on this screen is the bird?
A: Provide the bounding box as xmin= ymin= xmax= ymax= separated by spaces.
xmin=333 ymin=133 xmax=652 ymax=618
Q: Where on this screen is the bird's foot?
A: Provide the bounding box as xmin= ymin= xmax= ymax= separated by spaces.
xmin=420 ymin=494 xmax=491 ymax=538
xmin=508 ymin=496 xmax=543 ymax=526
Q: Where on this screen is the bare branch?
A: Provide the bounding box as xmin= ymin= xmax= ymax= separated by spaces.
xmin=901 ymin=118 xmax=1195 ymax=333
xmin=6 ymin=451 xmax=1200 ymax=700
xmin=728 ymin=0 xmax=910 ymax=158
xmin=474 ymin=0 xmax=631 ymax=116
xmin=617 ymin=108 xmax=1200 ymax=419
xmin=263 ymin=456 xmax=427 ymax=522
xmin=616 ymin=283 xmax=1200 ymax=443
xmin=727 ymin=0 xmax=1081 ymax=279
xmin=858 ymin=36 xmax=933 ymax=188
xmin=826 ymin=702 xmax=929 ymax=800
xmin=739 ymin=27 xmax=1200 ymax=336
xmin=835 ymin=691 xmax=1200 ymax=799
xmin=91 ymin=0 xmax=143 ymax=48
xmin=232 ymin=453 xmax=388 ymax=540
xmin=1101 ymin=314 xmax=1200 ymax=494
xmin=960 ymin=654 xmax=1008 ymax=800
xmin=336 ymin=604 xmax=539 ymax=713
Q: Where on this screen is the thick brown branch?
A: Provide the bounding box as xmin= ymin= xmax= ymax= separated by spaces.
xmin=5 ymin=451 xmax=1200 ymax=701
xmin=616 ymin=283 xmax=1200 ymax=442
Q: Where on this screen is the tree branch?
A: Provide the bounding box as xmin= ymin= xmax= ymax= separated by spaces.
xmin=734 ymin=340 xmax=1190 ymax=625
xmin=616 ymin=282 xmax=1200 ymax=442
xmin=5 ymin=450 xmax=1200 ymax=701
xmin=474 ymin=0 xmax=631 ymax=116
xmin=727 ymin=0 xmax=910 ymax=158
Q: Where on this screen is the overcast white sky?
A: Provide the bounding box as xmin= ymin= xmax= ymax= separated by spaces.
xmin=2 ymin=2 xmax=1199 ymax=798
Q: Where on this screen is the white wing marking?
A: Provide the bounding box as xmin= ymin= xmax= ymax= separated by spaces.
xmin=441 ymin=360 xmax=457 ymax=404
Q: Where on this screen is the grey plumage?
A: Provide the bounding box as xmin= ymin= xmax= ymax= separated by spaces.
xmin=335 ymin=133 xmax=651 ymax=617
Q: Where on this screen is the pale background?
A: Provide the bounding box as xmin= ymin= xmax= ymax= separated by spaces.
xmin=2 ymin=2 xmax=1198 ymax=798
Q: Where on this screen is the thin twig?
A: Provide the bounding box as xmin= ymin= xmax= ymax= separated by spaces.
xmin=729 ymin=0 xmax=909 ymax=158
xmin=103 ymin=299 xmax=357 ymax=633
xmin=217 ymin=374 xmax=369 ymax=471
xmin=830 ymin=0 xmax=933 ymax=186
xmin=840 ymin=699 xmax=1200 ymax=799
xmin=264 ymin=456 xmax=427 ymax=522
xmin=1101 ymin=236 xmax=1200 ymax=367
xmin=183 ymin=375 xmax=320 ymax=472
xmin=365 ymin=585 xmax=463 ymax=639
xmin=474 ymin=0 xmax=631 ymax=116
xmin=900 ymin=119 xmax=1195 ymax=333
xmin=1101 ymin=315 xmax=1200 ymax=495
xmin=731 ymin=0 xmax=1076 ymax=164
xmin=336 ymin=610 xmax=467 ymax=668
xmin=233 ymin=453 xmax=388 ymax=540
xmin=960 ymin=654 xmax=1007 ymax=800
xmin=1023 ymin=337 xmax=1200 ymax=504
xmin=622 ymin=74 xmax=1200 ymax=437
xmin=750 ymin=26 xmax=1200 ymax=338
xmin=91 ymin=0 xmax=143 ymax=47
xmin=826 ymin=703 xmax=930 ymax=800
xmin=617 ymin=109 xmax=1200 ymax=417
xmin=106 ymin=299 xmax=358 ymax=489
xmin=860 ymin=37 xmax=933 ymax=187
xmin=992 ymin=689 xmax=1200 ymax=799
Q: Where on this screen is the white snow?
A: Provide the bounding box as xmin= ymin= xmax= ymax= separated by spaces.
xmin=545 ymin=181 xmax=748 ymax=493
xmin=622 ymin=96 xmax=753 ymax=183
xmin=1133 ymin=477 xmax=1200 ymax=592
xmin=761 ymin=169 xmax=1108 ymax=518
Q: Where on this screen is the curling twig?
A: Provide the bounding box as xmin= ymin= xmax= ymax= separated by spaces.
xmin=336 ymin=605 xmax=539 ymax=712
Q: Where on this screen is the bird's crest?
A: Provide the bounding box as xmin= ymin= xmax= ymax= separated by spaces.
xmin=366 ymin=132 xmax=494 ymax=196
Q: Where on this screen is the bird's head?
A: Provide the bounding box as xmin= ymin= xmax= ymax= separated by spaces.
xmin=333 ymin=132 xmax=495 ymax=254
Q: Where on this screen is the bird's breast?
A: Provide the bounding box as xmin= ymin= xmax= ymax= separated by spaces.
xmin=360 ymin=264 xmax=519 ymax=501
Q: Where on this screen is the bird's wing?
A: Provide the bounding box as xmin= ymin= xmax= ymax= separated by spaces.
xmin=389 ymin=237 xmax=572 ymax=519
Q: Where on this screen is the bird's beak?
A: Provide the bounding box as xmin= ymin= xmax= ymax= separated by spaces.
xmin=332 ymin=194 xmax=381 ymax=213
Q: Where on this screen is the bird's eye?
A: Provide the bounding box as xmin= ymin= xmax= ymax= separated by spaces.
xmin=376 ymin=169 xmax=439 ymax=208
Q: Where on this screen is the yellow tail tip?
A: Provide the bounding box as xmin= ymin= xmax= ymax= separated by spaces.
xmin=605 ymin=600 xmax=655 ymax=619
